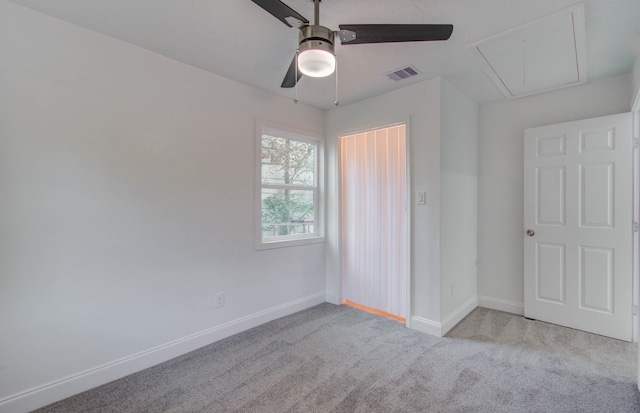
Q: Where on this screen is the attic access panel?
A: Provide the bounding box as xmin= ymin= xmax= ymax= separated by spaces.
xmin=468 ymin=4 xmax=587 ymax=99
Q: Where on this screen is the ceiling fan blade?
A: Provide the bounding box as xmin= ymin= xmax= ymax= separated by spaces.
xmin=338 ymin=24 xmax=453 ymax=45
xmin=281 ymin=55 xmax=303 ymax=88
xmin=251 ymin=0 xmax=309 ymax=28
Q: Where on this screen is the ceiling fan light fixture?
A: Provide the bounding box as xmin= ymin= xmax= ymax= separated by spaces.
xmin=298 ymin=47 xmax=335 ymax=77
xmin=297 ymin=25 xmax=335 ymax=78
xmin=250 ymin=0 xmax=454 ymax=90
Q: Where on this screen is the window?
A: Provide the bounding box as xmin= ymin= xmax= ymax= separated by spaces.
xmin=256 ymin=122 xmax=324 ymax=249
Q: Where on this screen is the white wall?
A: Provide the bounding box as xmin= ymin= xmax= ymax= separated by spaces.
xmin=325 ymin=78 xmax=479 ymax=336
xmin=325 ymin=78 xmax=443 ymax=331
xmin=0 ymin=2 xmax=326 ymax=411
xmin=477 ymin=74 xmax=633 ymax=314
xmin=439 ymin=81 xmax=479 ymax=332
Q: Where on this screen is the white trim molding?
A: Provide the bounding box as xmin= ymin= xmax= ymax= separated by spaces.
xmin=411 ymin=296 xmax=478 ymax=337
xmin=325 ymin=291 xmax=340 ymax=305
xmin=441 ymin=296 xmax=478 ymax=336
xmin=410 ymin=316 xmax=444 ymax=337
xmin=0 ymin=293 xmax=326 ymax=413
xmin=632 ymin=57 xmax=640 ymax=112
xmin=478 ymin=295 xmax=524 ymax=316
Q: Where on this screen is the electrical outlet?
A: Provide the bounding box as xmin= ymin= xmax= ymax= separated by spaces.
xmin=215 ymin=292 xmax=225 ymax=308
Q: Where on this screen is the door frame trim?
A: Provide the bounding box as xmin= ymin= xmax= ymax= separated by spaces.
xmin=632 ymin=110 xmax=639 ymax=344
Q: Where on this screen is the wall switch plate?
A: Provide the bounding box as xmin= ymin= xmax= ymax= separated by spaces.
xmin=215 ymin=292 xmax=225 ymax=308
xmin=417 ymin=191 xmax=426 ymax=205
xmin=633 ymin=305 xmax=638 ymax=316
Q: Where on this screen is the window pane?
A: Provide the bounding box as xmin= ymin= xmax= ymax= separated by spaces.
xmin=261 ymin=189 xmax=315 ymax=239
xmin=262 ymin=135 xmax=315 ymax=186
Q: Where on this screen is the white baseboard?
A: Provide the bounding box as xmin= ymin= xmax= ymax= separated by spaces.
xmin=478 ymin=295 xmax=524 ymax=315
xmin=325 ymin=291 xmax=340 ymax=305
xmin=0 ymin=292 xmax=326 ymax=413
xmin=410 ymin=315 xmax=444 ymax=337
xmin=441 ymin=296 xmax=478 ymax=336
xmin=410 ymin=296 xmax=478 ymax=337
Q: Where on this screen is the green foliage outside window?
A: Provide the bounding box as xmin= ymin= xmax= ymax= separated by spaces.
xmin=261 ymin=135 xmax=316 ymax=238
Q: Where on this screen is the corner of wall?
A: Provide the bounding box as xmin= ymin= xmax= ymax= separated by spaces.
xmin=477 ymin=295 xmax=525 ymax=316
xmin=325 ymin=291 xmax=340 ymax=305
xmin=438 ymin=79 xmax=480 ymax=328
xmin=410 ymin=315 xmax=444 ymax=337
xmin=440 ymin=296 xmax=478 ymax=336
xmin=410 ymin=295 xmax=477 ymax=337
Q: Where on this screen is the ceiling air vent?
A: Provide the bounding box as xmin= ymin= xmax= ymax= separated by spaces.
xmin=385 ymin=66 xmax=421 ymax=81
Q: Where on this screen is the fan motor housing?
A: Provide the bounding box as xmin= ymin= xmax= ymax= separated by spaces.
xmin=298 ymin=25 xmax=335 ymax=55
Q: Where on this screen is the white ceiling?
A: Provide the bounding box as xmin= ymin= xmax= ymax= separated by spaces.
xmin=469 ymin=4 xmax=587 ymax=99
xmin=7 ymin=0 xmax=640 ymax=109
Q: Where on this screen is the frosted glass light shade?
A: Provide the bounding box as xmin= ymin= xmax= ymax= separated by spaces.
xmin=298 ymin=49 xmax=335 ymax=77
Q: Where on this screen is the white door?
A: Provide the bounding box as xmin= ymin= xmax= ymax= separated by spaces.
xmin=524 ymin=112 xmax=633 ymax=341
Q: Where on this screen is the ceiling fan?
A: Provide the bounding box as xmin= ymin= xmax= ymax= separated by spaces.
xmin=251 ymin=0 xmax=454 ymax=88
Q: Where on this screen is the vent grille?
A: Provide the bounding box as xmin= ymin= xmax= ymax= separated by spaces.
xmin=385 ymin=66 xmax=420 ymax=81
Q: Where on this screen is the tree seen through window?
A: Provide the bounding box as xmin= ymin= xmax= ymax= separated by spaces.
xmin=261 ymin=134 xmax=316 ymax=238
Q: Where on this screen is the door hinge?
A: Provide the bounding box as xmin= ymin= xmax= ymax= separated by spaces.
xmin=634 ymin=222 xmax=639 ymax=233
xmin=633 ymin=138 xmax=639 ymax=149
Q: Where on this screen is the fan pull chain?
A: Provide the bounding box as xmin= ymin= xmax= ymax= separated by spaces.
xmin=334 ymin=56 xmax=339 ymax=106
xmin=294 ymin=49 xmax=299 ymax=104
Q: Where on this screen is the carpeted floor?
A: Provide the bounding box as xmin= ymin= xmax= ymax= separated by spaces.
xmin=34 ymin=304 xmax=639 ymax=412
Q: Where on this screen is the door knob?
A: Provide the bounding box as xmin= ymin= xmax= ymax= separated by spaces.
xmin=526 ymin=229 xmax=535 ymax=237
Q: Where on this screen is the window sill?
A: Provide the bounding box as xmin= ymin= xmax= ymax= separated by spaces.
xmin=255 ymin=235 xmax=326 ymax=250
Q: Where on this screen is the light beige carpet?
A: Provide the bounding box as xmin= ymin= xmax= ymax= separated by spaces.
xmin=34 ymin=304 xmax=639 ymax=412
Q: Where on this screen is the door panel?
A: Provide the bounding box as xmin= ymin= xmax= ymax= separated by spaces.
xmin=536 ymin=166 xmax=565 ymax=225
xmin=536 ymin=242 xmax=565 ymax=304
xmin=524 ymin=112 xmax=632 ymax=341
xmin=579 ymin=163 xmax=614 ymax=228
xmin=579 ymin=246 xmax=613 ymax=313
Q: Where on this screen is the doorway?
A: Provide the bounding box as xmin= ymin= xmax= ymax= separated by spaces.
xmin=339 ymin=123 xmax=409 ymax=321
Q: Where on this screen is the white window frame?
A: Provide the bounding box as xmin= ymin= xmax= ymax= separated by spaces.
xmin=255 ymin=120 xmax=325 ymax=250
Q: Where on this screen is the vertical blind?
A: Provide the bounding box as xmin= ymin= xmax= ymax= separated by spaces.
xmin=340 ymin=124 xmax=407 ymax=318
